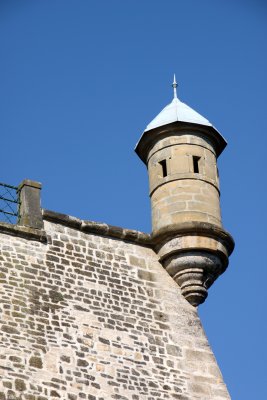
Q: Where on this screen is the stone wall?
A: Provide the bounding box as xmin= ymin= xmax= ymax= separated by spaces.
xmin=0 ymin=215 xmax=230 ymax=400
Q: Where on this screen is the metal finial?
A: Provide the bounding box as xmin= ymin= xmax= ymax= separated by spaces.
xmin=172 ymin=74 xmax=178 ymax=99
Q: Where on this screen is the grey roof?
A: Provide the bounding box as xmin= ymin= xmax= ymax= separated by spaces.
xmin=135 ymin=78 xmax=227 ymax=162
xmin=144 ymin=96 xmax=212 ymax=132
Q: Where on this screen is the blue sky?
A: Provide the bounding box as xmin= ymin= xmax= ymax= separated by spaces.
xmin=0 ymin=1 xmax=266 ymax=398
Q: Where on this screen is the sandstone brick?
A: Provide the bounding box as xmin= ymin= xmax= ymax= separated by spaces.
xmin=29 ymin=356 xmax=43 ymax=369
xmin=0 ymin=219 xmax=230 ymax=399
xmin=15 ymin=378 xmax=26 ymax=391
xmin=137 ymin=270 xmax=157 ymax=282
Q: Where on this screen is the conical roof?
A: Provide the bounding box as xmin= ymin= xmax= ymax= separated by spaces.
xmin=145 ymin=96 xmax=212 ymax=132
xmin=135 ymin=77 xmax=227 ymax=163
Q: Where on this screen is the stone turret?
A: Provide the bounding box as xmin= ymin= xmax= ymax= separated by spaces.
xmin=135 ymin=77 xmax=234 ymax=306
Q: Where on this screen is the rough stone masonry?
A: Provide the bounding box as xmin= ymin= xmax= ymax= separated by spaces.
xmin=0 ymin=84 xmax=234 ymax=399
xmin=0 ymin=206 xmax=230 ymax=400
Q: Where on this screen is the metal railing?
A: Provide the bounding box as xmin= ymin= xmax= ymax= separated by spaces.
xmin=0 ymin=182 xmax=20 ymax=224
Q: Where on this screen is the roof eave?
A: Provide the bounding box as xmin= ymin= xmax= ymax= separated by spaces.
xmin=135 ymin=121 xmax=227 ymax=164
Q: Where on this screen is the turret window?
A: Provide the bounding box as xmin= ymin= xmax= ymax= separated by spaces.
xmin=159 ymin=159 xmax=168 ymax=177
xmin=193 ymin=156 xmax=201 ymax=174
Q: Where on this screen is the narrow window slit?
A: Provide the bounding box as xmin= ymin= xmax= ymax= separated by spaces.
xmin=193 ymin=156 xmax=201 ymax=173
xmin=159 ymin=159 xmax=168 ymax=177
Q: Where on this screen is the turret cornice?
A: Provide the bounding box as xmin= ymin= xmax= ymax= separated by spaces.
xmin=135 ymin=121 xmax=227 ymax=164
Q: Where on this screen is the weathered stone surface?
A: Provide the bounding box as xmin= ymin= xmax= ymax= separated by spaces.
xmin=0 ymin=220 xmax=47 ymax=242
xmin=29 ymin=356 xmax=43 ymax=368
xmin=43 ymin=209 xmax=152 ymax=245
xmin=18 ymin=179 xmax=44 ymax=229
xmin=0 ymin=219 xmax=230 ymax=399
xmin=15 ymin=378 xmax=26 ymax=391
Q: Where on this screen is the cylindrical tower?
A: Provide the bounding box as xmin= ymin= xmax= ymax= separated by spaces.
xmin=135 ymin=78 xmax=234 ymax=306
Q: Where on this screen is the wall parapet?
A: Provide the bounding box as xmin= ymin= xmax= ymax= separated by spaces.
xmin=42 ymin=209 xmax=152 ymax=245
xmin=0 ymin=210 xmax=152 ymax=248
xmin=0 ymin=178 xmax=152 ymax=246
xmin=0 ymin=220 xmax=47 ymax=242
xmin=0 ymin=209 xmax=152 ymax=246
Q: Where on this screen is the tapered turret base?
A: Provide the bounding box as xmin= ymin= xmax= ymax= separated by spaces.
xmin=153 ymin=223 xmax=234 ymax=307
xmin=164 ymin=253 xmax=222 ymax=306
